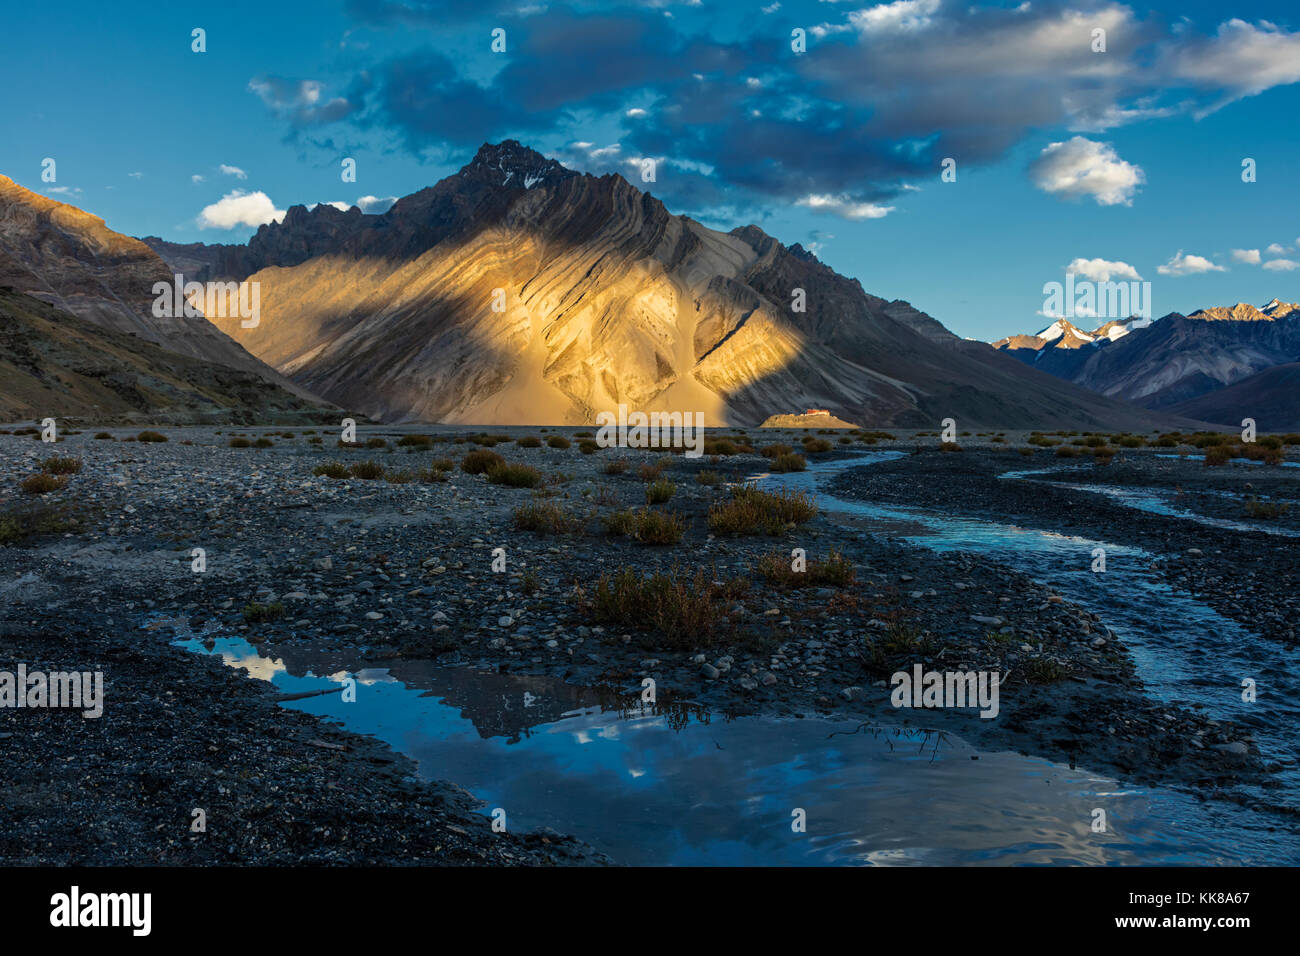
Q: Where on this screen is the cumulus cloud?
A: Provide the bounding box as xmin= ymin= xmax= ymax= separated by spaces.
xmin=1029 ymin=137 xmax=1144 ymax=206
xmin=1266 ymin=242 xmax=1288 ymax=256
xmin=191 ymin=174 xmax=205 ymax=184
xmin=356 ymin=195 xmax=397 ymax=213
xmin=796 ymin=194 xmax=894 ymax=220
xmin=1162 ymin=19 xmax=1300 ymax=115
xmin=848 ymin=0 xmax=942 ymax=35
xmin=1157 ymin=251 xmax=1226 ymax=276
xmin=1231 ymin=248 xmax=1262 ymax=264
xmin=1262 ymin=258 xmax=1300 ymax=272
xmin=197 ymin=190 xmax=286 ymax=229
xmin=1065 ymin=257 xmax=1142 ymax=282
xmin=219 ymin=164 xmax=247 ymax=179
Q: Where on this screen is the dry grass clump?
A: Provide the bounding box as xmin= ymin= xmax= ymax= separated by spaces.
xmin=512 ymin=501 xmax=585 ymax=535
xmin=603 ymin=507 xmax=686 ymax=544
xmin=462 ymin=449 xmax=506 ymax=474
xmin=581 ymin=566 xmax=748 ymax=647
xmin=756 ymin=548 xmax=855 ymax=588
xmin=707 ymin=484 xmax=817 ymax=535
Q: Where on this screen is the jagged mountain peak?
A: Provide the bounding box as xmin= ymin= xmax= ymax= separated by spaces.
xmin=459 ymin=140 xmax=575 ymax=190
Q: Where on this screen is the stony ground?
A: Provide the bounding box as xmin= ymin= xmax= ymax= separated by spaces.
xmin=2 ymin=423 xmax=1297 ymax=863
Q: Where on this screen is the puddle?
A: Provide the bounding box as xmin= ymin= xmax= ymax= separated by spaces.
xmin=173 ymin=631 xmax=1291 ymax=864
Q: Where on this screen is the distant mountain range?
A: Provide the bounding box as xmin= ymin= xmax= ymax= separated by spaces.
xmin=992 ymin=301 xmax=1300 ymax=429
xmin=136 ymin=140 xmax=1176 ymax=429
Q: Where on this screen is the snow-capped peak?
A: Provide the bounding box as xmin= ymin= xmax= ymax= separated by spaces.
xmin=1035 ymin=319 xmax=1094 ymax=343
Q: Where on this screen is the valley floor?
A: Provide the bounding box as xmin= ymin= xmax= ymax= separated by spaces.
xmin=1 ymin=424 xmax=1296 ymax=863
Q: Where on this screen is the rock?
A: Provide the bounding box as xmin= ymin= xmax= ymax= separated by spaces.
xmin=970 ymin=615 xmax=1004 ymax=626
xmin=1213 ymin=741 xmax=1249 ymax=756
xmin=313 ymin=556 xmax=333 ymax=571
xmin=760 ymin=671 xmax=778 ymax=686
xmin=700 ymin=663 xmax=720 ymax=680
xmin=738 ymin=677 xmax=758 ymax=691
xmin=497 ymin=615 xmax=513 ymax=627
xmin=840 ymin=686 xmax=864 ymax=702
xmin=364 ymin=611 xmax=382 ymax=620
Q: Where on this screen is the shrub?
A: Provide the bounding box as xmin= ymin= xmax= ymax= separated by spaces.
xmin=254 ymin=437 xmax=274 ymax=448
xmin=579 ymin=439 xmax=600 ymax=455
xmin=603 ymin=508 xmax=685 ymax=544
xmin=546 ymin=436 xmax=571 ymax=449
xmin=756 ymin=548 xmax=855 ymax=588
xmin=462 ymin=449 xmax=506 ymax=474
xmin=93 ymin=432 xmax=113 ymax=440
xmin=229 ymin=437 xmax=252 ymax=448
xmin=365 ymin=437 xmax=387 ymax=449
xmin=512 ymin=501 xmax=584 ymax=535
xmin=770 ymin=453 xmax=806 ymax=473
xmin=430 ymin=458 xmax=455 ymax=472
xmin=313 ymin=462 xmax=349 ymax=479
xmin=638 ymin=460 xmax=666 ymax=482
xmin=603 ymin=458 xmax=629 ymax=475
xmin=1054 ymin=446 xmax=1080 ymax=458
xmin=384 ymin=469 xmax=415 ymax=484
xmin=707 ymin=484 xmax=817 ymax=535
xmin=802 ymin=438 xmax=833 ymax=453
xmin=583 ymin=566 xmax=747 ymax=647
xmin=703 ymin=439 xmax=738 ymax=456
xmin=487 ymin=463 xmax=543 ymax=488
xmin=1243 ymin=497 xmax=1290 ymax=519
xmin=938 ymin=442 xmax=962 ymax=452
xmin=20 ymin=473 xmax=68 ymax=494
xmin=242 ymin=601 xmax=285 ymax=623
xmin=516 ymin=436 xmax=542 ymax=448
xmin=761 ymin=443 xmax=794 ymax=458
xmin=40 ymin=456 xmax=81 ymax=475
xmin=349 ymin=460 xmax=385 ymax=480
xmin=397 ymin=434 xmax=433 ymax=447
xmin=645 ymin=478 xmax=676 ymax=504
xmin=1203 ymin=445 xmax=1232 ymax=466
xmin=1022 ymin=658 xmax=1068 ymax=684
xmin=696 ymin=470 xmax=722 ymax=487
xmin=136 ymin=430 xmax=168 ymax=443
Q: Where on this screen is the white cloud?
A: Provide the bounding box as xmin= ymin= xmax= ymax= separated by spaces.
xmin=46 ymin=186 xmax=81 ymax=195
xmin=1065 ymin=257 xmax=1142 ymax=281
xmin=1164 ymin=19 xmax=1300 ymax=114
xmin=1266 ymin=242 xmax=1287 ymax=256
xmin=219 ymin=164 xmax=248 ymax=179
xmin=761 ymin=2 xmax=780 ymax=12
xmin=1029 ymin=137 xmax=1144 ymax=206
xmin=1230 ymin=248 xmax=1262 ymax=264
xmin=308 ymin=201 xmax=353 ymax=212
xmin=127 ymin=172 xmax=143 ymax=179
xmin=849 ymin=0 xmax=941 ymax=35
xmin=625 ymin=108 xmax=647 ymax=117
xmin=1157 ymin=250 xmax=1226 ymax=276
xmin=356 ymin=195 xmax=398 ymax=214
xmin=1262 ymin=258 xmax=1300 ymax=271
xmin=796 ymin=194 xmax=894 ymax=219
xmin=197 ymin=190 xmax=286 ymax=229
xmin=191 ymin=174 xmax=205 ymax=184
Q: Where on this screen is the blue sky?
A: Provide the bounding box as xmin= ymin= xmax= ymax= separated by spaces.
xmin=4 ymin=0 xmax=1299 ymax=340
